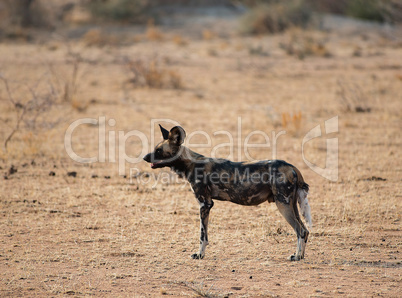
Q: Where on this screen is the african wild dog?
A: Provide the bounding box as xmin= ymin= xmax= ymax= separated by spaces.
xmin=143 ymin=125 xmax=312 ymax=261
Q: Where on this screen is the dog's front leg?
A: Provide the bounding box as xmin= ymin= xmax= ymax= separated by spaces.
xmin=191 ymin=198 xmax=214 ymax=259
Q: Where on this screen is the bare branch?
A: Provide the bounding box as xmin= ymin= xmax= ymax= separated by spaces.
xmin=0 ymin=74 xmax=16 ymax=105
xmin=1 ymin=75 xmax=59 ymax=151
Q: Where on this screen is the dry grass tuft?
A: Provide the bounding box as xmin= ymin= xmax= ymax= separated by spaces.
xmin=172 ymin=34 xmax=188 ymax=46
xmin=207 ymin=47 xmax=218 ymax=57
xmin=280 ymin=30 xmax=332 ymax=60
xmin=282 ymin=111 xmax=303 ymax=136
xmin=146 ymin=19 xmax=164 ymax=41
xmin=3 ymin=26 xmax=31 ymax=41
xmin=21 ymin=131 xmax=45 ymax=156
xmin=202 ymin=29 xmax=215 ymax=40
xmin=336 ymin=80 xmax=372 ymax=113
xmin=167 ymin=70 xmax=184 ymax=90
xmin=395 ymin=73 xmax=402 ymax=81
xmin=70 ymin=97 xmax=89 ymax=112
xmin=144 ymin=60 xmax=164 ymax=88
xmin=81 ymin=28 xmax=118 ymax=47
xmin=248 ymin=44 xmax=269 ymax=56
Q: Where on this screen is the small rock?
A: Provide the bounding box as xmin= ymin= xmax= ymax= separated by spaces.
xmin=104 ymin=175 xmax=110 ymax=179
xmin=8 ymin=165 xmax=17 ymax=176
xmin=67 ymin=171 xmax=77 ymax=177
xmin=355 ymin=106 xmax=371 ymax=113
xmin=49 ymin=171 xmax=56 ymax=176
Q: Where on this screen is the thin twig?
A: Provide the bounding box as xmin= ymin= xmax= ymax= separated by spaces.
xmin=0 ymin=74 xmax=16 ymax=105
xmin=4 ymin=105 xmax=27 ymax=150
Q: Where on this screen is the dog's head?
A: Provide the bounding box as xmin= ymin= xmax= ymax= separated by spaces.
xmin=143 ymin=125 xmax=186 ymax=169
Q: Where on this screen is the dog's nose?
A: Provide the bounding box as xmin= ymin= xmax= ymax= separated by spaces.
xmin=143 ymin=153 xmax=151 ymax=162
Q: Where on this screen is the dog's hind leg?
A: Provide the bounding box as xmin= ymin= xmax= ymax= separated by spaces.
xmin=275 ymin=195 xmax=309 ymax=261
xmin=191 ymin=198 xmax=214 ymax=259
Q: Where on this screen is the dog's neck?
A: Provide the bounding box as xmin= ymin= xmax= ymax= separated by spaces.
xmin=169 ymin=146 xmax=207 ymax=180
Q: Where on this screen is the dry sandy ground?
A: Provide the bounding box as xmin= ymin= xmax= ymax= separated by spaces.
xmin=0 ymin=17 xmax=401 ymax=297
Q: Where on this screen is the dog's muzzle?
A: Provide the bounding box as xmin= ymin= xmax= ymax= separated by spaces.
xmin=143 ymin=153 xmax=152 ymax=163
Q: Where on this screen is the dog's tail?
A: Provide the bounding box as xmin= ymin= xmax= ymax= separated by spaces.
xmin=297 ymin=183 xmax=312 ymax=229
xmin=294 ymin=168 xmax=312 ymax=229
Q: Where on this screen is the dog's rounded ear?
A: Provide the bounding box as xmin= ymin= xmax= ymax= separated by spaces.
xmin=168 ymin=126 xmax=186 ymax=146
xmin=159 ymin=124 xmax=169 ymax=140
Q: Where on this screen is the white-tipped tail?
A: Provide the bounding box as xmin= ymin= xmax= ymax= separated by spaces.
xmin=297 ymin=188 xmax=312 ymax=229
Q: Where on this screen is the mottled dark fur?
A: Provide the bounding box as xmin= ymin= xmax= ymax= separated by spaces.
xmin=144 ymin=125 xmax=312 ymax=261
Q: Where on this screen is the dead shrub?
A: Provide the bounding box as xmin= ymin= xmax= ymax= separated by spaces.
xmin=124 ymin=57 xmax=184 ymax=89
xmin=2 ymin=0 xmax=52 ymax=28
xmin=63 ymin=50 xmax=84 ymax=106
xmin=0 ymin=75 xmax=59 ymax=153
xmin=87 ymin=0 xmax=153 ymax=23
xmin=47 ymin=47 xmax=89 ymax=112
xmin=345 ymin=0 xmax=401 ymax=24
xmin=240 ymin=0 xmax=312 ymax=35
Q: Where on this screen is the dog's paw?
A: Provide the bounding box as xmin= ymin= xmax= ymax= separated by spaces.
xmin=288 ymin=254 xmax=302 ymax=261
xmin=191 ymin=253 xmax=204 ymax=260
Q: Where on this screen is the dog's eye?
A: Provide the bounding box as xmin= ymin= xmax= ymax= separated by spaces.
xmin=156 ymin=149 xmax=162 ymax=155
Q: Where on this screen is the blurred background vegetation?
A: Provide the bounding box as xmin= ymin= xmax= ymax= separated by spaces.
xmin=239 ymin=0 xmax=402 ymax=34
xmin=0 ymin=0 xmax=400 ymax=34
